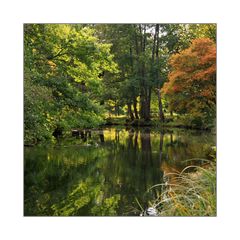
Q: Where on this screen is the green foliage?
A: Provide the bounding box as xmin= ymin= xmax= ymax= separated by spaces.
xmin=24 ymin=24 xmax=117 ymax=144
xmin=160 ymin=24 xmax=216 ymax=53
xmin=24 ymin=72 xmax=55 ymax=144
xmin=24 ymin=24 xmax=217 ymax=144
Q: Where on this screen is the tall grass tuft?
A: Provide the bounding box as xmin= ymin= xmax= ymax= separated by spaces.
xmin=149 ymin=160 xmax=216 ymax=216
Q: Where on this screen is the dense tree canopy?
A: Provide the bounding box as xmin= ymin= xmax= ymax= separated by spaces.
xmin=24 ymin=24 xmax=117 ymax=143
xmin=24 ymin=24 xmax=216 ymax=144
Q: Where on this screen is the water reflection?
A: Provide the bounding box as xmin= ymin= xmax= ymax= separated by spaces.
xmin=24 ymin=127 xmax=215 ymax=216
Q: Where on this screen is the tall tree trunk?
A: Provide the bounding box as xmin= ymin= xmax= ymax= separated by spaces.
xmin=135 ymin=25 xmax=145 ymax=120
xmin=143 ymin=25 xmax=151 ymax=121
xmin=152 ymin=24 xmax=157 ymax=63
xmin=155 ymin=24 xmax=165 ymax=122
xmin=133 ymin=97 xmax=139 ymax=119
xmin=140 ymin=25 xmax=145 ymax=119
xmin=140 ymin=88 xmax=146 ymax=120
xmin=115 ymin=100 xmax=119 ymax=116
xmin=127 ymin=103 xmax=134 ymax=120
xmin=157 ymin=88 xmax=165 ymax=122
xmin=135 ymin=24 xmax=151 ymax=122
xmin=145 ymin=87 xmax=151 ymax=121
xmin=130 ymin=44 xmax=139 ymax=120
xmin=139 ymin=25 xmax=151 ymax=121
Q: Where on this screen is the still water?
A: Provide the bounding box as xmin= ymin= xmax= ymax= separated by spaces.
xmin=24 ymin=127 xmax=215 ymax=216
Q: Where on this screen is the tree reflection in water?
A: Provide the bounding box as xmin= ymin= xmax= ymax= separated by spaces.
xmin=24 ymin=127 xmax=215 ymax=216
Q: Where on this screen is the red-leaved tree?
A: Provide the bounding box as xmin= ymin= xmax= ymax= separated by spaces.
xmin=162 ymin=38 xmax=216 ymax=127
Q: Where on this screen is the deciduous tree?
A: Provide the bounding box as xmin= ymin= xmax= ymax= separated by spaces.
xmin=162 ymin=38 xmax=216 ymax=127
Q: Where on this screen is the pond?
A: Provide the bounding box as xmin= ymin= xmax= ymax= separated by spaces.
xmin=24 ymin=127 xmax=216 ymax=216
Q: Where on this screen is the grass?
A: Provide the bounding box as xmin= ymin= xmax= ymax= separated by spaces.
xmin=105 ymin=115 xmax=126 ymax=125
xmin=147 ymin=159 xmax=216 ymax=216
xmin=105 ymin=114 xmax=214 ymax=130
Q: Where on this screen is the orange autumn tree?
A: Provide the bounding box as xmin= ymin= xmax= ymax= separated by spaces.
xmin=162 ymin=38 xmax=216 ymax=127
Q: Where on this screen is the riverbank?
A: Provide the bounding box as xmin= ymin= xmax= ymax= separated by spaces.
xmin=24 ymin=114 xmax=215 ymax=146
xmin=105 ymin=115 xmax=215 ymax=131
